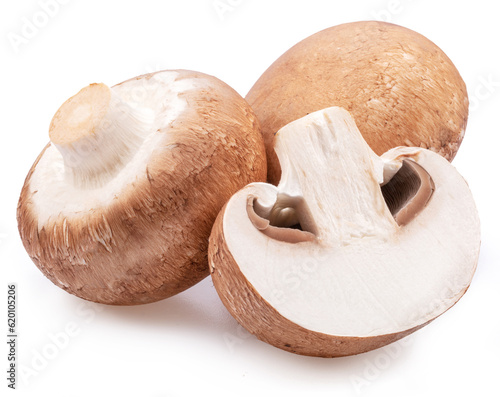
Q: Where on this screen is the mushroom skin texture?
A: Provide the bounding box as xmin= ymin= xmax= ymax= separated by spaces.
xmin=17 ymin=70 xmax=266 ymax=305
xmin=208 ymin=107 xmax=480 ymax=357
xmin=246 ymin=21 xmax=469 ymax=185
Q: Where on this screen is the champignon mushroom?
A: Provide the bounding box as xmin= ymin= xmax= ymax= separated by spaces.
xmin=246 ymin=21 xmax=469 ymax=184
xmin=17 ymin=70 xmax=266 ymax=305
xmin=208 ymin=107 xmax=480 ymax=357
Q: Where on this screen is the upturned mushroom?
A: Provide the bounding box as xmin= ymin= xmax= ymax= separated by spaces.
xmin=209 ymin=107 xmax=480 ymax=357
xmin=246 ymin=21 xmax=469 ymax=184
xmin=17 ymin=70 xmax=266 ymax=305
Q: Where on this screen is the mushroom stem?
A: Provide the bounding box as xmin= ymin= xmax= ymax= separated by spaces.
xmin=274 ymin=107 xmax=398 ymax=245
xmin=49 ymin=83 xmax=154 ymax=189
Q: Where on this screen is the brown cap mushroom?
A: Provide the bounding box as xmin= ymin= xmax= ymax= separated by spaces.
xmin=209 ymin=107 xmax=480 ymax=357
xmin=17 ymin=70 xmax=266 ymax=305
xmin=246 ymin=21 xmax=469 ymax=184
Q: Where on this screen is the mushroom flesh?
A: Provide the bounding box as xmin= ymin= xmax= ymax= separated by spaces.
xmin=209 ymin=106 xmax=480 ymax=357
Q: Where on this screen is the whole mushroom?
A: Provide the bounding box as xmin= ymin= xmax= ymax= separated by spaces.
xmin=246 ymin=21 xmax=469 ymax=184
xmin=18 ymin=70 xmax=266 ymax=305
xmin=209 ymin=107 xmax=480 ymax=357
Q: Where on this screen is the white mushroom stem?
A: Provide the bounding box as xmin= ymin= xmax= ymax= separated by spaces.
xmin=273 ymin=107 xmax=398 ymax=245
xmin=49 ymin=83 xmax=154 ymax=189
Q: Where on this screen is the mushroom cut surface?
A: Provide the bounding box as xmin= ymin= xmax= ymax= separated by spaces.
xmin=246 ymin=21 xmax=469 ymax=184
xmin=209 ymin=107 xmax=480 ymax=357
xmin=18 ymin=70 xmax=266 ymax=305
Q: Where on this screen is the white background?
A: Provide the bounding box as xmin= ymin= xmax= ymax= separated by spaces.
xmin=1 ymin=0 xmax=499 ymax=396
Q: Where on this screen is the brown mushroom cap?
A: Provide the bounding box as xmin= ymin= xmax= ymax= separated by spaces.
xmin=17 ymin=70 xmax=266 ymax=305
xmin=246 ymin=21 xmax=469 ymax=185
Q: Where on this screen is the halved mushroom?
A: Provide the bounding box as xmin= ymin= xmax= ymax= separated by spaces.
xmin=17 ymin=70 xmax=266 ymax=305
xmin=209 ymin=107 xmax=480 ymax=357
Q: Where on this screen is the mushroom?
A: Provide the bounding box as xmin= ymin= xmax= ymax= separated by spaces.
xmin=246 ymin=21 xmax=469 ymax=185
xmin=17 ymin=70 xmax=266 ymax=305
xmin=208 ymin=107 xmax=480 ymax=357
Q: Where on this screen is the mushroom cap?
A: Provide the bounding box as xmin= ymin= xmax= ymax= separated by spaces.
xmin=246 ymin=21 xmax=469 ymax=185
xmin=17 ymin=70 xmax=266 ymax=305
xmin=209 ymin=107 xmax=480 ymax=357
